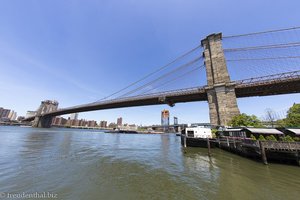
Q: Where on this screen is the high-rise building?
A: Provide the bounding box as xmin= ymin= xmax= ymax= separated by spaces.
xmin=0 ymin=109 xmax=10 ymax=119
xmin=8 ymin=110 xmax=14 ymax=119
xmin=52 ymin=117 xmax=67 ymax=126
xmin=11 ymin=112 xmax=17 ymax=121
xmin=7 ymin=110 xmax=17 ymax=120
xmin=161 ymin=109 xmax=170 ymax=126
xmin=0 ymin=107 xmax=3 ymax=117
xmin=117 ymin=117 xmax=123 ymax=127
xmin=87 ymin=120 xmax=97 ymax=127
xmin=99 ymin=121 xmax=107 ymax=128
xmin=70 ymin=113 xmax=78 ymax=120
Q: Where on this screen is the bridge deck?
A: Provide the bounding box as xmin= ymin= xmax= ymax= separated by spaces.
xmin=25 ymin=71 xmax=300 ymax=120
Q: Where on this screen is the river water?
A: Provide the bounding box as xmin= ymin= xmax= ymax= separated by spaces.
xmin=0 ymin=126 xmax=299 ymax=200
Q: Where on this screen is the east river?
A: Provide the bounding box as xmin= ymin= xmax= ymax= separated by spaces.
xmin=0 ymin=126 xmax=299 ymax=200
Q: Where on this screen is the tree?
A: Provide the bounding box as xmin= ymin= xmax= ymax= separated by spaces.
xmin=276 ymin=119 xmax=286 ymax=127
xmin=229 ymin=113 xmax=263 ymax=127
xmin=264 ymin=108 xmax=278 ymax=127
xmin=284 ymin=103 xmax=300 ymax=127
xmin=211 ymin=129 xmax=218 ymax=138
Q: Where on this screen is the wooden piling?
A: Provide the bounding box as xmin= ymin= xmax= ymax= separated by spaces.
xmin=296 ymin=150 xmax=300 ymax=166
xmin=183 ymin=133 xmax=187 ymax=148
xmin=259 ymin=141 xmax=268 ymax=165
xmin=207 ymin=137 xmax=211 ymax=157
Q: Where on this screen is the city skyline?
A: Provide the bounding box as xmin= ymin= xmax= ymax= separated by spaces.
xmin=1 ymin=0 xmax=300 ymax=125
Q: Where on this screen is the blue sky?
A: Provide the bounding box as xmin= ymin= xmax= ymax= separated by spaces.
xmin=0 ymin=0 xmax=299 ymax=125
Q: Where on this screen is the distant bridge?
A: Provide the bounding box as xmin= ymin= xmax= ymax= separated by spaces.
xmin=25 ymin=27 xmax=300 ymax=128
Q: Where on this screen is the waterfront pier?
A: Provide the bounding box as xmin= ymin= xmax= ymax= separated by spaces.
xmin=215 ymin=138 xmax=300 ymax=165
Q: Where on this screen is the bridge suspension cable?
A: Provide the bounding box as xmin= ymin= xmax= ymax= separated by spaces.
xmin=96 ymin=26 xmax=300 ymax=102
xmin=223 ymin=26 xmax=300 ymax=39
xmin=227 ymin=55 xmax=300 ymax=62
xmin=222 ymin=25 xmax=300 ymax=81
xmin=138 ymin=64 xmax=205 ymax=96
xmin=224 ymin=42 xmax=300 ymax=52
xmin=117 ymin=57 xmax=203 ymax=98
xmin=96 ymin=45 xmax=202 ymax=102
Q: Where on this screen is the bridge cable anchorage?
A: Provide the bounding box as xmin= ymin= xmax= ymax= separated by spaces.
xmin=95 ymin=45 xmax=202 ymax=102
xmin=224 ymin=41 xmax=300 ymax=52
xmin=116 ymin=56 xmax=203 ymax=98
xmin=223 ymin=26 xmax=300 ymax=39
xmin=138 ymin=64 xmax=205 ymax=96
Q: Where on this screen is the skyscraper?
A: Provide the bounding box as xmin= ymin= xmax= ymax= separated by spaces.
xmin=0 ymin=109 xmax=10 ymax=119
xmin=70 ymin=113 xmax=78 ymax=120
xmin=11 ymin=112 xmax=17 ymax=121
xmin=8 ymin=110 xmax=17 ymax=120
xmin=117 ymin=117 xmax=123 ymax=127
xmin=161 ymin=109 xmax=170 ymax=126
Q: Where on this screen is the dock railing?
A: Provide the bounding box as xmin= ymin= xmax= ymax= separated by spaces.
xmin=261 ymin=141 xmax=300 ymax=151
xmin=218 ymin=137 xmax=300 ymax=151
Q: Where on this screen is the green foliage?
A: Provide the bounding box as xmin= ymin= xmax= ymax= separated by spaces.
xmin=276 ymin=119 xmax=286 ymax=127
xmin=293 ymin=137 xmax=300 ymax=142
xmin=211 ymin=129 xmax=218 ymax=134
xmin=250 ymin=134 xmax=256 ymax=140
xmin=265 ymin=135 xmax=277 ymax=141
xmin=258 ymin=135 xmax=266 ymax=141
xmin=283 ymin=103 xmax=300 ymax=127
xmin=230 ymin=113 xmax=263 ymax=127
xmin=211 ymin=129 xmax=218 ymax=138
xmin=280 ymin=135 xmax=295 ymax=142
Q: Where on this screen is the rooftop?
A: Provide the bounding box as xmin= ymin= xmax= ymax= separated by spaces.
xmin=286 ymin=128 xmax=300 ymax=135
xmin=244 ymin=128 xmax=284 ymax=135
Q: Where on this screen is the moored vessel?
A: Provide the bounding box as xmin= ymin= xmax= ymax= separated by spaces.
xmin=180 ymin=126 xmax=215 ymax=148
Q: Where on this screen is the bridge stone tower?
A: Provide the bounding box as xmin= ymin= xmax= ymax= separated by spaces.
xmin=32 ymin=100 xmax=59 ymax=128
xmin=201 ymin=33 xmax=240 ymax=127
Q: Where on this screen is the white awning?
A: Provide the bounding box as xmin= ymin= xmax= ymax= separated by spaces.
xmin=286 ymin=128 xmax=300 ymax=135
xmin=244 ymin=128 xmax=283 ymax=135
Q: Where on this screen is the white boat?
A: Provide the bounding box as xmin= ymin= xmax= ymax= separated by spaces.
xmin=180 ymin=126 xmax=215 ymax=147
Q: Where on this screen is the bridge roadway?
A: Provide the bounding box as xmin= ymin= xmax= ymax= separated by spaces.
xmin=25 ymin=71 xmax=300 ymax=121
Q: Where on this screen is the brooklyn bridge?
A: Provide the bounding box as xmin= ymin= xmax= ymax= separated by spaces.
xmin=25 ymin=27 xmax=300 ymax=128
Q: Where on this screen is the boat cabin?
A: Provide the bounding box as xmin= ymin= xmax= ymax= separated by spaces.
xmin=217 ymin=128 xmax=246 ymax=138
xmin=182 ymin=126 xmax=212 ymax=138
